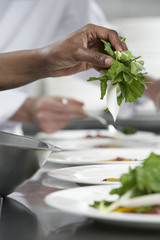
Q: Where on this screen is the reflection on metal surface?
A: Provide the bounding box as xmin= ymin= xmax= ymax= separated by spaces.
xmin=4 ymin=162 xmax=160 ymax=240
xmin=0 ymin=197 xmax=3 ymax=218
xmin=0 ymin=131 xmax=53 ymax=196
xmin=47 ymin=220 xmax=91 ymax=240
xmin=47 ymin=219 xmax=160 ymax=240
xmin=42 ymin=176 xmax=78 ymax=189
xmin=0 ymin=197 xmax=47 ymax=240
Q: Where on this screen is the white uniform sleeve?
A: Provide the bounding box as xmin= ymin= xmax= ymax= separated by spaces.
xmin=0 ymin=90 xmax=28 ymax=124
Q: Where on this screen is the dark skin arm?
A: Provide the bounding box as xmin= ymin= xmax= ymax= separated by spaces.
xmin=0 ymin=24 xmax=126 ymax=90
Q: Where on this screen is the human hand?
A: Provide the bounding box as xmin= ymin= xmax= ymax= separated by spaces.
xmin=11 ymin=96 xmax=86 ymax=133
xmin=0 ymin=24 xmax=126 ymax=90
xmin=42 ymin=24 xmax=127 ymax=77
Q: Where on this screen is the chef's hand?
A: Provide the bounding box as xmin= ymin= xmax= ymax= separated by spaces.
xmin=10 ymin=96 xmax=86 ymax=133
xmin=42 ymin=23 xmax=127 ymax=77
xmin=0 ymin=24 xmax=126 ymax=90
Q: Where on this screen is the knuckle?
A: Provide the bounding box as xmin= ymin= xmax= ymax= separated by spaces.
xmin=82 ymin=24 xmax=96 ymax=37
xmin=86 ymin=23 xmax=94 ymax=29
xmin=110 ymin=29 xmax=118 ymax=36
xmin=93 ymin=54 xmax=105 ymax=66
xmin=84 ymin=23 xmax=94 ymax=30
xmin=73 ymin=46 xmax=82 ymax=60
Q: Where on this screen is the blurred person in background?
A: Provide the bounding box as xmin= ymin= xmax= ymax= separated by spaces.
xmin=0 ymin=0 xmax=159 ymax=135
xmin=0 ymin=0 xmax=118 ymax=135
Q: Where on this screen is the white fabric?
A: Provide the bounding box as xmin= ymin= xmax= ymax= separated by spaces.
xmin=0 ymin=88 xmax=28 ymax=134
xmin=0 ymin=0 xmax=118 ymax=134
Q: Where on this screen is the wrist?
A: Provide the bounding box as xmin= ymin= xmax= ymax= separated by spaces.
xmin=38 ymin=46 xmax=54 ymax=78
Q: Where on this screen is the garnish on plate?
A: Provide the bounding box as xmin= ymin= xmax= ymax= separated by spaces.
xmin=100 ymin=157 xmax=138 ymax=162
xmin=103 ymin=178 xmax=120 ymax=182
xmin=90 ymin=152 xmax=160 ymax=214
xmin=85 ymin=134 xmax=114 ymax=139
xmin=121 ymin=126 xmax=137 ymax=135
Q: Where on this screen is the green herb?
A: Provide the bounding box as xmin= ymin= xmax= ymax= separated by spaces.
xmin=87 ymin=38 xmax=148 ymax=110
xmin=110 ymin=152 xmax=160 ymax=197
xmin=121 ymin=37 xmax=126 ymax=44
xmin=101 ymin=39 xmax=115 ymax=57
xmin=135 ymin=206 xmax=155 ymax=213
xmin=90 ymin=152 xmax=160 ymax=211
xmin=121 ymin=127 xmax=137 ymax=135
xmin=89 ymin=200 xmax=113 ymax=209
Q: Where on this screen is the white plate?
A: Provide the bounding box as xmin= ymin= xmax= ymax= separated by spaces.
xmin=48 ymin=148 xmax=160 ymax=165
xmin=37 ymin=129 xmax=156 ymax=140
xmin=45 ymin=185 xmax=160 ymax=228
xmin=37 ymin=129 xmax=116 ymax=140
xmin=38 ymin=130 xmax=160 ymax=150
xmin=48 ymin=163 xmax=140 ymax=185
xmin=45 ymin=138 xmax=159 ymax=150
xmin=45 ymin=138 xmax=113 ymax=150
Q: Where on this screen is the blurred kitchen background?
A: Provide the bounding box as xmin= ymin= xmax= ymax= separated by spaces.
xmin=96 ymin=0 xmax=160 ymax=19
xmin=24 ymin=0 xmax=160 ymax=135
xmin=95 ymin=0 xmax=160 ymax=132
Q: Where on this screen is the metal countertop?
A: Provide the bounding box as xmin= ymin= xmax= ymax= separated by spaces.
xmin=1 ymin=160 xmax=160 ymax=240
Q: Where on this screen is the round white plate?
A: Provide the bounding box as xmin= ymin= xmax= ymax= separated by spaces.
xmin=48 ymin=163 xmax=140 ymax=185
xmin=37 ymin=129 xmax=156 ymax=140
xmin=38 ymin=130 xmax=160 ymax=150
xmin=48 ymin=148 xmax=160 ymax=165
xmin=37 ymin=129 xmax=117 ymax=140
xmin=45 ymin=185 xmax=160 ymax=228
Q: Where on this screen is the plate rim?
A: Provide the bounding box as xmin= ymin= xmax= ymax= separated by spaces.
xmin=44 ymin=185 xmax=160 ymax=227
xmin=48 ymin=163 xmax=140 ymax=185
xmin=37 ymin=129 xmax=156 ymax=140
xmin=48 ymin=147 xmax=159 ymax=165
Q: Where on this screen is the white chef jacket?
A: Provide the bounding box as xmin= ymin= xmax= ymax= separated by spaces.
xmin=0 ymin=0 xmax=117 ymax=135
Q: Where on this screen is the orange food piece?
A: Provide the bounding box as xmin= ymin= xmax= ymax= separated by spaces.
xmin=103 ymin=178 xmax=120 ymax=182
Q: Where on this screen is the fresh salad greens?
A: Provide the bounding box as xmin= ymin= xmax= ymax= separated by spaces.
xmin=121 ymin=126 xmax=137 ymax=135
xmin=90 ymin=152 xmax=160 ymax=213
xmin=111 ymin=152 xmax=160 ymax=197
xmin=87 ymin=38 xmax=148 ymax=113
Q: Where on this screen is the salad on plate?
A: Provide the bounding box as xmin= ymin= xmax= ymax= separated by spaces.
xmin=90 ymin=152 xmax=160 ymax=214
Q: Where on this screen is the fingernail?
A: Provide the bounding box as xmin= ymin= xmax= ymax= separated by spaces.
xmin=105 ymin=58 xmax=112 ymax=67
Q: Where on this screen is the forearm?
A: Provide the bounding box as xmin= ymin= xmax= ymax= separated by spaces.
xmin=0 ymin=24 xmax=125 ymax=90
xmin=0 ymin=49 xmax=48 ymax=90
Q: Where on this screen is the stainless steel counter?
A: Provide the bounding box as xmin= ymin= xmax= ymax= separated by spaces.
xmin=1 ymin=161 xmax=160 ymax=240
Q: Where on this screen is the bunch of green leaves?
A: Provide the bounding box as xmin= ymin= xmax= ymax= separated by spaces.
xmin=110 ymin=152 xmax=160 ymax=198
xmin=121 ymin=126 xmax=137 ymax=135
xmin=87 ymin=38 xmax=148 ymax=106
